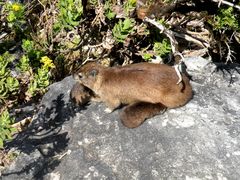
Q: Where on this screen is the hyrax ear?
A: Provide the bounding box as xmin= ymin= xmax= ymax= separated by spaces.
xmin=89 ymin=69 xmax=98 ymax=77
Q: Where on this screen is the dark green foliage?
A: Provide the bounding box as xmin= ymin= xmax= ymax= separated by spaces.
xmin=0 ymin=110 xmax=16 ymax=149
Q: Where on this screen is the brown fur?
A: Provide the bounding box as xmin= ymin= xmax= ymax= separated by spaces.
xmin=120 ymin=102 xmax=166 ymax=128
xmin=70 ymin=82 xmax=92 ymax=106
xmin=74 ymin=62 xmax=193 ymax=128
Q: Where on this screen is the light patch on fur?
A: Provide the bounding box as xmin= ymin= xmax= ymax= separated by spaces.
xmin=104 ymin=108 xmax=113 ymax=113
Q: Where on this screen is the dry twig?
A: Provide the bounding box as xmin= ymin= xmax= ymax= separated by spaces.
xmin=92 ymin=0 xmax=106 ymax=26
xmin=143 ymin=17 xmax=187 ymax=84
xmin=0 ymin=33 xmax=7 ymax=40
xmin=211 ymin=0 xmax=240 ymax=10
xmin=224 ymin=40 xmax=236 ymax=63
xmin=144 ymin=17 xmax=210 ymax=52
xmin=144 ymin=17 xmax=179 ymax=54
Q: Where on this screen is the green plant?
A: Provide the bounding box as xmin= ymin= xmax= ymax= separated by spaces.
xmin=22 ymin=39 xmax=43 ymax=67
xmin=6 ymin=77 xmax=19 ymax=95
xmin=26 ymin=56 xmax=54 ymax=97
xmin=124 ymin=0 xmax=136 ymax=15
xmin=2 ymin=2 xmax=25 ymax=31
xmin=141 ymin=38 xmax=171 ymax=61
xmin=212 ymin=7 xmax=239 ymax=31
xmin=112 ymin=18 xmax=135 ymax=43
xmin=0 ymin=80 xmax=8 ymax=101
xmin=54 ymin=0 xmax=83 ymax=31
xmin=17 ymin=55 xmax=30 ymax=72
xmin=0 ymin=52 xmax=14 ymax=79
xmin=0 ymin=52 xmax=19 ymax=102
xmin=0 ymin=76 xmax=19 ymax=102
xmin=104 ymin=1 xmax=116 ymax=20
xmin=153 ymin=39 xmax=171 ymax=57
xmin=142 ymin=53 xmax=153 ymax=61
xmin=22 ymin=39 xmax=34 ymax=53
xmin=27 ymin=68 xmax=50 ymax=96
xmin=0 ymin=110 xmax=16 ymax=148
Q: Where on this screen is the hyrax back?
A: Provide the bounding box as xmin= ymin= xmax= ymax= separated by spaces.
xmin=75 ymin=62 xmax=193 ymax=111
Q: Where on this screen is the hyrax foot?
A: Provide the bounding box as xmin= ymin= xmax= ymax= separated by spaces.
xmin=120 ymin=102 xmax=166 ymax=128
xmin=104 ymin=98 xmax=121 ymax=113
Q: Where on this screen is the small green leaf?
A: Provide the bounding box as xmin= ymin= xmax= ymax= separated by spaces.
xmin=7 ymin=11 xmax=16 ymax=22
xmin=143 ymin=53 xmax=153 ymax=61
xmin=17 ymin=55 xmax=30 ymax=72
xmin=112 ymin=18 xmax=135 ymax=43
xmin=0 ymin=139 xmax=3 ymax=148
xmin=0 ymin=109 xmax=16 ymax=148
xmin=153 ymin=39 xmax=171 ymax=57
xmin=6 ymin=77 xmax=19 ymax=92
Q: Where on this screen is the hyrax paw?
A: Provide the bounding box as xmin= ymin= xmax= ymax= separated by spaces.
xmin=104 ymin=108 xmax=113 ymax=113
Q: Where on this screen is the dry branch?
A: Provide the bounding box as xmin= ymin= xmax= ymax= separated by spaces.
xmin=143 ymin=17 xmax=189 ymax=84
xmin=211 ymin=0 xmax=240 ymax=10
xmin=224 ymin=40 xmax=236 ymax=63
xmin=144 ymin=17 xmax=178 ymax=54
xmin=0 ymin=33 xmax=7 ymax=40
xmin=144 ymin=17 xmax=210 ymax=52
xmin=173 ymin=32 xmax=210 ymax=48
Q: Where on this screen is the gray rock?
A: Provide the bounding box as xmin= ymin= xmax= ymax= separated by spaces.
xmin=2 ymin=59 xmax=240 ymax=180
xmin=183 ymin=56 xmax=213 ymax=72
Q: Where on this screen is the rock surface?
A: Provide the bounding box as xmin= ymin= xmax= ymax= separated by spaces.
xmin=1 ymin=58 xmax=240 ymax=180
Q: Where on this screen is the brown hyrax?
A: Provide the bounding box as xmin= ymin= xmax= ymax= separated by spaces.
xmin=73 ymin=62 xmax=193 ymax=128
xmin=70 ymin=82 xmax=92 ymax=106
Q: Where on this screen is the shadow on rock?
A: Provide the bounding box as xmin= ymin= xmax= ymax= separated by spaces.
xmin=2 ymin=77 xmax=79 ymax=179
xmin=214 ymin=62 xmax=240 ymax=85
